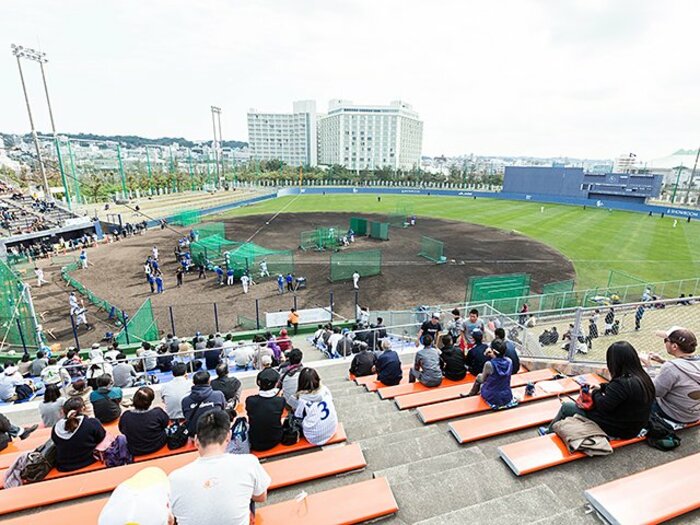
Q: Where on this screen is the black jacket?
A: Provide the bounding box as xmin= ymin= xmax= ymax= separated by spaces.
xmin=440 ymin=346 xmax=467 ymax=381
xmin=350 ymin=351 xmax=376 ymax=377
xmin=246 ymin=395 xmax=285 ymax=451
xmin=587 ymin=375 xmax=653 ymax=439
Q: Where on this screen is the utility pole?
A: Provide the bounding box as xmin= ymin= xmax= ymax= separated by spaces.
xmin=210 ymin=106 xmax=222 ymax=188
xmin=684 ymin=146 xmax=700 ymax=205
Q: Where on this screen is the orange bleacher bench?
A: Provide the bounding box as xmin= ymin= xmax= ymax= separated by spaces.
xmin=2 ymin=476 xmax=398 ymax=525
xmin=396 ymin=368 xmax=557 ymax=410
xmin=0 ymin=442 xmax=365 ymax=516
xmin=353 ymin=364 xmax=412 ymax=386
xmin=377 ymin=373 xmax=477 ymax=400
xmin=584 ymin=452 xmax=700 ymax=525
xmin=416 ymin=374 xmax=605 ymax=424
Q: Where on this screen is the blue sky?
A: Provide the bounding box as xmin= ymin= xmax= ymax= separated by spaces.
xmin=1 ymin=0 xmax=697 ymax=159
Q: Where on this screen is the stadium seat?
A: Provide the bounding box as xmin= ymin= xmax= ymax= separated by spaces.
xmin=395 ymin=368 xmax=557 ymax=409
xmin=0 ymin=443 xmax=366 ymax=515
xmin=416 ymin=374 xmax=605 ymax=424
xmin=1 ymin=476 xmax=398 ymax=525
xmin=448 ymin=398 xmax=562 ymax=443
xmin=377 ymin=373 xmax=477 ymax=400
xmin=355 ymin=364 xmax=412 ymax=389
xmin=584 ymin=452 xmax=700 ymax=525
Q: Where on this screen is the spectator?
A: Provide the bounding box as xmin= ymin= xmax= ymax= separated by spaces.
xmin=465 ymin=330 xmax=489 ymax=375
xmin=113 ymin=353 xmax=140 ymax=388
xmin=0 ymin=413 xmax=37 ymax=443
xmin=541 ymin=342 xmax=655 ymax=438
xmin=86 ymin=358 xmax=113 ymax=390
xmin=52 ymin=397 xmax=106 ymax=472
xmin=265 ymin=333 xmax=283 ymax=365
xmin=160 ymin=362 xmax=191 ymax=421
xmin=90 ymin=374 xmax=123 ymax=424
xmin=336 ymin=329 xmax=354 ymax=357
xmin=98 ymin=466 xmax=173 ymax=525
xmin=221 ymin=333 xmax=235 ymax=357
xmin=439 ymin=335 xmax=467 ymax=381
xmin=156 ymin=344 xmax=174 ymax=373
xmin=181 ymin=371 xmax=226 ymax=436
xmin=136 ymin=342 xmax=158 ymax=372
xmin=350 ymin=345 xmax=376 ymax=377
xmin=231 ymin=341 xmax=254 ymax=371
xmin=417 ymin=313 xmax=442 ymax=346
xmin=246 ymin=368 xmax=285 ymax=451
xmin=41 ymin=357 xmax=71 ymax=388
xmin=327 ymin=327 xmax=343 ymax=358
xmin=294 ymin=368 xmax=339 ymax=446
xmin=169 ymin=409 xmax=271 ymax=525
xmin=204 ymin=340 xmax=222 ymax=371
xmin=466 ymin=339 xmax=515 ymax=408
xmin=89 ymin=343 xmax=104 ymax=362
xmin=30 ymin=350 xmax=49 ymax=377
xmin=174 ymin=342 xmax=195 ymax=371
xmin=64 ymin=350 xmax=86 ymax=379
xmin=645 ymin=327 xmax=700 ymax=425
xmin=376 ymin=340 xmax=403 ymax=387
xmin=278 ymin=348 xmax=304 ymax=410
xmin=494 ymin=328 xmax=520 ymax=374
xmin=17 ymin=353 xmax=32 ymax=378
xmin=447 ymin=309 xmax=466 ymax=349
xmin=119 ymin=387 xmax=169 ymax=456
xmin=464 ymin=309 xmax=486 ymax=347
xmin=0 ymin=365 xmax=34 ymax=402
xmin=287 ymin=308 xmax=299 ymax=335
xmin=278 ymin=329 xmax=293 ymax=352
xmin=104 ymin=342 xmax=121 ymax=363
xmin=370 ymin=317 xmax=388 ymax=351
xmin=211 ymin=363 xmax=242 ymax=408
xmin=65 ymin=378 xmax=95 ymax=418
xmin=39 ymin=384 xmax=66 ymax=427
xmin=409 ymin=335 xmax=443 ymax=387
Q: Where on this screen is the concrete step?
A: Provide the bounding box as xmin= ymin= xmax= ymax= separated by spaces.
xmin=363 ymin=428 xmax=459 ymax=472
xmin=345 ymin=411 xmax=424 ymax=441
xmin=531 ymin=507 xmax=598 ymax=525
xmin=337 ymin=402 xmax=401 ymax=421
xmin=373 ymin=447 xmax=486 ymax=486
xmin=328 ymin=382 xmax=369 ymax=397
xmin=333 ymin=392 xmax=384 ymax=410
xmin=356 ymin=425 xmax=437 ymax=449
xmin=413 ymin=485 xmax=565 ymax=525
xmin=264 ymin=466 xmax=373 ymax=506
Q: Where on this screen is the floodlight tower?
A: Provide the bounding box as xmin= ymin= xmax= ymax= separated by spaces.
xmin=211 ymin=106 xmax=223 ymax=187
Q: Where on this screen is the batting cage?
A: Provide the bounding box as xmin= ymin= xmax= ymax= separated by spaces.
xmin=115 ymin=298 xmax=160 ymax=345
xmin=225 ymin=243 xmax=295 ymax=278
xmin=368 ymin=221 xmax=390 ymax=241
xmin=190 ymin=234 xmax=237 ymax=266
xmin=197 ymin=222 xmax=226 ymax=240
xmin=418 ymin=236 xmax=446 ymax=263
xmin=539 ymin=279 xmax=577 ymax=311
xmin=172 ymin=210 xmax=202 ymax=226
xmin=349 ymin=217 xmax=368 ymax=236
xmin=330 ymin=249 xmax=382 ymax=282
xmin=387 ymin=204 xmax=414 ymax=228
xmin=466 ymin=273 xmax=532 ymax=313
xmin=300 ymin=226 xmax=342 ymax=251
xmin=0 ymin=259 xmax=42 ymax=351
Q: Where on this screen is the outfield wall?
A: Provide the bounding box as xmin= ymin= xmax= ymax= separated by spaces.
xmin=277 ymin=186 xmax=700 ymax=219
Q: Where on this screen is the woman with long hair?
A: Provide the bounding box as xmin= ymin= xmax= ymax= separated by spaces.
xmin=542 ymin=341 xmax=655 ymax=438
xmin=294 ymin=368 xmax=338 ymax=446
xmin=51 ymin=397 xmax=106 ymax=472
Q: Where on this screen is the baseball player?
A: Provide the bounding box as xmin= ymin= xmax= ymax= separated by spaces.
xmin=227 ymin=267 xmax=235 ymax=286
xmin=352 ymin=271 xmax=360 ymax=290
xmin=35 ymin=267 xmax=49 ymax=287
xmin=69 ymin=292 xmax=92 ymax=331
xmin=277 ymin=274 xmax=285 ymax=294
xmin=259 ymin=259 xmax=270 ymax=278
xmin=79 ymin=248 xmax=88 ymax=269
xmin=240 ymin=273 xmax=250 ymax=294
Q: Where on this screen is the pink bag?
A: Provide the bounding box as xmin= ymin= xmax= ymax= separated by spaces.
xmin=93 ymin=432 xmax=115 ymax=462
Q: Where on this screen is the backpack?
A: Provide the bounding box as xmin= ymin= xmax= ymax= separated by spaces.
xmin=281 ymin=416 xmax=303 ymax=446
xmin=227 ymin=417 xmax=250 ymax=455
xmin=644 ymin=413 xmax=681 ymax=452
xmin=102 ymin=435 xmax=132 ymax=467
xmin=166 ymin=421 xmax=190 ymax=450
xmin=20 ymin=439 xmax=57 ymax=484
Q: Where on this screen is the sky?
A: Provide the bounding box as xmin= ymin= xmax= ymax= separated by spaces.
xmin=1 ymin=0 xmax=698 ymax=160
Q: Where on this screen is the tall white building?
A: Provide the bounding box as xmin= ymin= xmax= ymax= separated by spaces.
xmin=247 ymin=100 xmax=317 ymax=166
xmin=317 ymin=100 xmax=422 ymax=171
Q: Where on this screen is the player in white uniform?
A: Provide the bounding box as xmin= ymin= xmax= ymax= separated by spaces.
xmin=69 ymin=292 xmax=92 ymax=331
xmin=259 ymin=260 xmax=270 ymax=278
xmin=352 ymin=271 xmax=360 ymax=290
xmin=240 ymin=274 xmax=250 ymax=294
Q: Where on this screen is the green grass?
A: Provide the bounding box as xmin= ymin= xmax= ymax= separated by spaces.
xmin=213 ymin=194 xmax=700 ymax=290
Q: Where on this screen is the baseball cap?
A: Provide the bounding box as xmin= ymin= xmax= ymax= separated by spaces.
xmin=257 ymin=367 xmax=280 ymax=390
xmin=91 ymin=343 xmax=100 ymax=349
xmin=261 ymin=355 xmax=273 ymax=366
xmin=431 ymin=312 xmax=441 ymax=319
xmin=655 ymin=326 xmax=697 ymax=354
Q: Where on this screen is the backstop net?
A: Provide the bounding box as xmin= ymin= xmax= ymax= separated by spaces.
xmin=197 ymin=222 xmax=226 ymax=240
xmin=539 ymin=279 xmax=576 ymax=311
xmin=349 ymin=217 xmax=368 ymax=236
xmin=172 ymin=210 xmax=201 ymax=226
xmin=190 ymin=234 xmax=238 ymax=267
xmin=330 ymin=249 xmax=382 ymax=282
xmin=225 ymin=243 xmax=295 ymax=278
xmin=418 ymin=236 xmax=445 ymax=263
xmin=300 ymin=226 xmax=342 ymax=251
xmin=115 ymin=298 xmax=160 ymax=345
xmin=0 ymin=259 xmax=42 ymax=351
xmin=369 ymin=221 xmax=390 ymax=241
xmin=467 ymin=273 xmax=532 ymax=313
xmin=387 ymin=204 xmax=414 ymax=227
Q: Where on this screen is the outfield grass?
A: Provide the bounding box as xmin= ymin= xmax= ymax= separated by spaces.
xmin=215 ymin=194 xmax=700 ymax=290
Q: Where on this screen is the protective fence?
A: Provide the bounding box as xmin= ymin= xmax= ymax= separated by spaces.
xmin=466 ymin=273 xmax=531 ymax=313
xmin=330 ymin=249 xmax=382 ymax=282
xmin=0 ymin=259 xmax=42 ymax=351
xmin=387 ymin=204 xmax=414 ymax=228
xmin=190 ymin=234 xmax=238 ymax=266
xmin=225 ymin=243 xmax=295 ymax=278
xmin=299 ymin=226 xmax=342 ymax=251
xmin=418 ymin=236 xmax=445 ymax=263
xmin=539 ymin=279 xmax=576 ymax=311
xmin=171 ymin=210 xmax=201 ymax=226
xmin=349 ymin=217 xmax=368 ymax=236
xmin=115 ymin=298 xmax=160 ymax=345
xmin=197 ymin=222 xmax=226 ymax=240
xmin=61 ymin=261 xmax=127 ymax=326
xmin=368 ymin=221 xmax=390 ymax=241
xmin=604 ymin=270 xmax=650 ymax=303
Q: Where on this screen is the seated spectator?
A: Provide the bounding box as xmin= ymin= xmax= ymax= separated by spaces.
xmin=265 ymin=333 xmax=283 ymax=366
xmin=113 ymin=353 xmax=140 ymax=388
xmin=369 ymin=317 xmax=387 ymax=351
xmin=65 ymin=378 xmax=95 ymax=418
xmin=173 ymin=342 xmax=195 ymax=372
xmin=228 ymin=341 xmax=252 ymax=371
xmin=312 ymin=325 xmax=324 ymax=346
xmin=17 ymin=353 xmax=32 ymax=378
xmin=30 ymin=350 xmax=48 ymax=377
xmin=41 ymin=357 xmax=71 ymax=388
xmin=181 ymin=371 xmax=226 ymax=436
xmin=160 ymin=362 xmax=191 ymax=421
xmin=439 ymin=335 xmax=467 ymax=381
xmin=350 ymin=345 xmax=376 ymax=377
xmin=253 ymin=343 xmax=274 ymax=370
xmin=156 ymin=344 xmax=174 ymax=373
xmin=169 ymin=409 xmax=271 ymax=525
xmin=541 ymin=342 xmax=654 ymax=438
xmin=278 ymin=348 xmax=303 ymax=410
xmin=104 ymin=342 xmax=121 ymax=363
xmin=645 ymin=327 xmax=699 ymax=425
xmin=52 ymin=397 xmax=106 ymax=472
xmin=409 ymin=335 xmax=442 ymax=387
xmin=221 ymin=334 xmax=235 ymax=357
xmin=326 ymin=327 xmax=343 ymax=359
xmin=336 ymin=329 xmax=354 ymax=357
xmin=466 ymin=339 xmax=516 ymax=408
xmin=0 ymin=365 xmax=34 ymax=402
xmin=135 ymin=342 xmax=158 ymax=372
xmin=494 ymin=328 xmax=520 ymax=374
xmin=0 ymin=412 xmax=37 ymax=444
xmin=39 ymin=384 xmax=66 ymax=427
xmin=376 ymin=340 xmax=403 ymax=386
xmin=98 ymin=466 xmax=173 ymax=525
xmin=90 ymin=374 xmax=123 ymax=424
xmin=278 ymin=328 xmax=293 ymax=352
xmin=89 ymin=343 xmax=104 ymax=362
xmin=246 ymin=368 xmax=285 ymax=451
xmin=64 ymin=350 xmax=86 ymax=379
xmin=211 ymin=363 xmax=242 ymax=408
xmin=86 ymin=358 xmax=113 ymax=390
xmin=294 ymin=368 xmax=338 ymax=446
xmin=119 ymin=387 xmax=169 ymax=456
xmin=204 ymin=340 xmax=222 ymax=371
xmin=465 ymin=329 xmax=489 ymax=375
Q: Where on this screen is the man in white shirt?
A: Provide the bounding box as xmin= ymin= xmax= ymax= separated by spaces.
xmin=169 ymin=409 xmax=270 ymax=525
xmin=352 ymin=271 xmax=360 ymax=290
xmin=231 ymin=342 xmax=254 ymax=370
xmin=327 ymin=327 xmax=343 ymax=359
xmin=240 ymin=273 xmax=250 ymax=294
xmin=160 ymin=362 xmax=192 ymax=420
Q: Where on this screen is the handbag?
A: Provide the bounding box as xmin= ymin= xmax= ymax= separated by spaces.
xmin=281 ymin=416 xmax=303 ymax=446
xmin=21 ymin=439 xmax=57 ymax=483
xmin=93 ymin=433 xmax=116 ymax=462
xmin=166 ymin=421 xmax=190 ymax=450
xmin=575 ymin=384 xmax=595 ymax=410
xmin=227 ymin=417 xmax=250 ymax=455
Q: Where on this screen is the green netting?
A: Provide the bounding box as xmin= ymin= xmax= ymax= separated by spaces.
xmin=61 ymin=261 xmax=127 ymax=325
xmin=225 ymin=243 xmax=294 ymax=277
xmin=540 ymin=279 xmax=577 ymax=311
xmin=330 ymin=249 xmax=382 ymax=282
xmin=349 ymin=217 xmax=368 ymax=236
xmin=605 ymin=270 xmax=650 ymax=303
xmin=467 ymin=273 xmax=531 ymax=312
xmin=369 ymin=221 xmax=390 ymax=241
xmin=387 ymin=204 xmax=414 ymax=227
xmin=197 ymin=222 xmax=226 ymax=240
xmin=300 ymin=226 xmax=341 ymax=251
xmin=172 ymin=210 xmax=201 ymax=226
xmin=115 ymin=298 xmax=159 ymax=345
xmin=0 ymin=258 xmax=41 ymax=350
xmin=190 ymin=234 xmax=238 ymax=266
xmin=418 ymin=236 xmax=445 ymax=263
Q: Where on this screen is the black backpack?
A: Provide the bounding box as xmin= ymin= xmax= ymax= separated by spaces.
xmin=644 ymin=413 xmax=681 ymax=451
xmin=21 ymin=439 xmax=57 ymax=483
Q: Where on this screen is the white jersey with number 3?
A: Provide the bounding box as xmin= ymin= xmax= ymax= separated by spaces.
xmin=295 ymin=385 xmax=338 ymax=446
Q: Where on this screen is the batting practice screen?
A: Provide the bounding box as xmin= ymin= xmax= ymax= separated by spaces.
xmin=329 ymin=249 xmax=382 ymax=282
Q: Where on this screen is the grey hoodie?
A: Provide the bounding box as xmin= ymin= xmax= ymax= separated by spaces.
xmin=54 ymin=416 xmax=84 ymax=440
xmin=654 ymin=356 xmax=700 ymax=424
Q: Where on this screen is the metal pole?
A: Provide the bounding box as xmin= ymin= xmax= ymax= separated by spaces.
xmin=684 ymin=146 xmax=700 ymax=204
xmin=122 ymin=310 xmax=130 ymax=345
xmin=15 ymin=319 xmax=27 ymax=355
xmin=354 ymin=289 xmax=359 ymax=315
xmin=54 ymin=137 xmax=71 ymax=209
xmin=169 ymin=306 xmax=175 ymax=335
xmin=15 ymin=55 xmax=51 ymax=199
xmin=214 ymin=303 xmax=220 ymax=333
xmin=39 ymin=60 xmax=57 ymax=134
xmin=116 ymin=143 xmax=128 ymax=199
xmin=67 ymin=140 xmax=82 ymax=204
xmin=329 ymin=291 xmax=334 ymax=320
xmin=293 ymin=295 xmax=298 ymax=311
xmin=187 ymin=148 xmax=195 ymax=190
xmin=255 ymin=299 xmax=260 ymax=330
xmin=69 ymin=314 xmax=81 ymax=350
xmin=216 ymin=109 xmax=224 ymax=185
xmin=211 ymin=107 xmax=220 ymax=187
xmin=146 ymin=146 xmax=154 ymax=195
